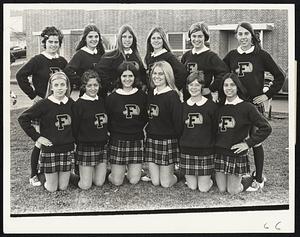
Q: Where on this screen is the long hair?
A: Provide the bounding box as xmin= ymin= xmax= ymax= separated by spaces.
xmin=218 ymin=72 xmax=247 ymax=105
xmin=145 ymin=27 xmax=172 ymax=63
xmin=105 ymin=25 xmax=144 ymax=65
xmin=80 ymin=69 xmax=102 ymax=93
xmin=45 ymin=71 xmax=71 ymax=98
xmin=41 ymin=26 xmax=64 ymax=49
xmin=235 ymin=22 xmax=261 ymax=54
xmin=150 ymin=61 xmax=180 ymax=97
xmin=76 ymin=24 xmax=105 ymax=56
xmin=115 ymin=61 xmax=141 ymax=89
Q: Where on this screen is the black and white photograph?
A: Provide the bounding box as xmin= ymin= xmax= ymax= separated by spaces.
xmin=3 ymin=3 xmax=296 ymax=234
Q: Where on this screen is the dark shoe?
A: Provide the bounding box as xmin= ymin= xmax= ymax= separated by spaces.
xmin=241 ymin=175 xmax=255 ymax=191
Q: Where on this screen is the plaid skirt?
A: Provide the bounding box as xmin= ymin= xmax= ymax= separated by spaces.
xmin=144 ymin=138 xmax=179 ymax=165
xmin=108 ymin=139 xmax=144 ymax=165
xmin=214 ymin=153 xmax=250 ymax=175
xmin=180 ymin=153 xmax=215 ymax=176
xmin=76 ymin=143 xmax=107 ymax=166
xmin=40 ymin=150 xmax=75 ymax=174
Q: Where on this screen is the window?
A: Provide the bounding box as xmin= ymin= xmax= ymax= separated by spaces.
xmin=102 ymin=34 xmax=117 ymax=51
xmin=167 ymin=32 xmax=192 ymax=59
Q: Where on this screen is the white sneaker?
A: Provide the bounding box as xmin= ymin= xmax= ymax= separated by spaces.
xmin=29 ymin=175 xmax=42 ymax=186
xmin=246 ymin=176 xmax=267 ymax=192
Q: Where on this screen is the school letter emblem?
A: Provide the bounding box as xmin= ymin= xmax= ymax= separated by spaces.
xmin=148 ymin=104 xmax=159 ymax=119
xmin=236 ymin=62 xmax=253 ymax=77
xmin=55 ymin=114 xmax=71 ymax=130
xmin=95 ymin=113 xmax=108 ymax=128
xmin=219 ymin=116 xmax=236 ymax=132
xmin=187 ymin=62 xmax=198 ymax=73
xmin=185 ymin=113 xmax=203 ymax=128
xmin=123 ymin=104 xmax=140 ymax=119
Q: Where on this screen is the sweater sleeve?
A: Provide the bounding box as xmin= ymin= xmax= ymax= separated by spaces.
xmin=168 ymin=53 xmax=189 ymax=90
xmin=262 ymin=51 xmax=286 ymax=99
xmin=170 ymin=92 xmax=183 ymax=137
xmin=64 ymin=51 xmax=82 ymax=89
xmin=17 ymin=100 xmax=45 ymax=141
xmin=244 ymin=104 xmax=272 ymax=147
xmin=16 ymin=56 xmax=38 ymax=100
xmin=71 ymin=101 xmax=81 ymax=141
xmin=209 ymin=53 xmax=229 ymax=92
xmin=95 ymin=52 xmax=117 ymax=94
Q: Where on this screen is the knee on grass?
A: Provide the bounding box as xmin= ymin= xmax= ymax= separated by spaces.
xmin=127 ymin=175 xmax=140 ymax=185
xmin=109 ymin=174 xmax=124 ymax=186
xmin=78 ymin=180 xmax=92 ymax=190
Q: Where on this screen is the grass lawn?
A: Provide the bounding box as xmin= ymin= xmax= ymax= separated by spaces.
xmin=9 ymin=108 xmax=289 ymax=215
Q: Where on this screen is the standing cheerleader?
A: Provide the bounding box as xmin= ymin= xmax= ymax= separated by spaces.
xmin=215 ymin=73 xmax=271 ymax=194
xmin=95 ymin=25 xmax=147 ymax=96
xmin=179 ymin=71 xmax=218 ymax=192
xmin=144 ymin=61 xmax=182 ymax=188
xmin=18 ymin=72 xmax=75 ymax=192
xmin=16 ymin=26 xmax=67 ymax=186
xmin=72 ymin=70 xmax=108 ymax=190
xmin=144 ymin=27 xmax=188 ymax=92
xmin=105 ymin=62 xmax=148 ymax=186
xmin=223 ymin=22 xmax=285 ymax=190
xmin=64 ymin=24 xmax=105 ymax=96
xmin=181 ymin=22 xmax=228 ymax=101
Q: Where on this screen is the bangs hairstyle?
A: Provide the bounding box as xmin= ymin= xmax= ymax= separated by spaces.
xmin=235 ymin=22 xmax=261 ymax=53
xmin=188 ymin=22 xmax=209 ymax=42
xmin=41 ymin=26 xmax=64 ymax=49
xmin=76 ymin=24 xmax=105 ymax=55
xmin=145 ymin=27 xmax=172 ymax=61
xmin=81 ymin=69 xmax=102 ymax=91
xmin=218 ymin=72 xmax=247 ymax=105
xmin=115 ymin=61 xmax=141 ymax=89
xmin=186 ymin=70 xmax=205 ymax=88
xmin=45 ymin=71 xmax=71 ymax=98
xmin=150 ymin=61 xmax=181 ymax=97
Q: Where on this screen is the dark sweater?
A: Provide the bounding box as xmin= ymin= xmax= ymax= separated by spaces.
xmin=215 ymin=101 xmax=272 ymax=156
xmin=146 ymin=89 xmax=182 ymax=139
xmin=16 ymin=54 xmax=67 ymax=99
xmin=223 ymin=49 xmax=285 ymax=100
xmin=181 ymin=50 xmax=228 ymax=92
xmin=145 ymin=51 xmax=188 ymax=90
xmin=95 ymin=50 xmax=147 ymax=94
xmin=179 ymin=99 xmax=218 ymax=155
xmin=105 ymin=89 xmax=148 ymax=140
xmin=72 ymin=98 xmax=108 ymax=145
xmin=18 ymin=98 xmax=75 ymax=153
xmin=64 ymin=49 xmax=103 ymax=89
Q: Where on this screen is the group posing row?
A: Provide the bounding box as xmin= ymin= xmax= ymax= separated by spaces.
xmin=16 ymin=21 xmax=285 ymax=194
xmin=18 ymin=62 xmax=271 ymax=194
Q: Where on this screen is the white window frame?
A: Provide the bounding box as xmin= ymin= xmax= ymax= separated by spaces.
xmin=167 ymin=32 xmax=191 ymax=56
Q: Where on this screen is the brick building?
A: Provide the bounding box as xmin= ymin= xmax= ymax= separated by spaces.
xmin=21 ymin=8 xmax=289 ymax=91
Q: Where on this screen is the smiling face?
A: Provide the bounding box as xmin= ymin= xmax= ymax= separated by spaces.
xmin=152 ymin=66 xmax=167 ymax=88
xmin=45 ymin=35 xmax=60 ymax=54
xmin=85 ymin=78 xmax=99 ymax=98
xmin=188 ymin=79 xmax=203 ymax=97
xmin=121 ymin=30 xmax=134 ymax=50
xmin=190 ymin=31 xmax=205 ymax=50
xmin=236 ymin=26 xmax=252 ymax=50
xmin=223 ymin=78 xmax=238 ymax=100
xmin=51 ymin=78 xmax=67 ymax=100
xmin=120 ymin=70 xmax=135 ymax=89
xmin=85 ymin=31 xmax=99 ymax=50
xmin=150 ymin=32 xmax=163 ymax=51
